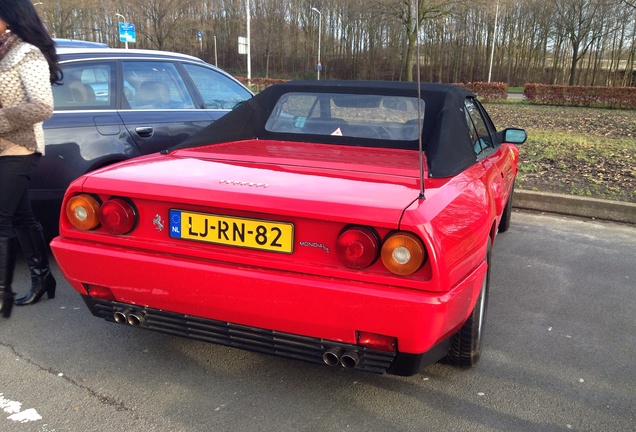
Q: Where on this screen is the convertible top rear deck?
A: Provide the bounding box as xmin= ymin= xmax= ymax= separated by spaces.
xmin=173 ymin=81 xmax=478 ymax=178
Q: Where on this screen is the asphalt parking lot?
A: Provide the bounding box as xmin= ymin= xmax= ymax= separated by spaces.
xmin=1 ymin=210 xmax=634 ymax=431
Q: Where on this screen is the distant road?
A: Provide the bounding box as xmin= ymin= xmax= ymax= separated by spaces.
xmin=508 ymin=92 xmax=524 ymax=100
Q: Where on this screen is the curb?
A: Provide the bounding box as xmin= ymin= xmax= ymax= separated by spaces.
xmin=513 ymin=190 xmax=636 ymax=225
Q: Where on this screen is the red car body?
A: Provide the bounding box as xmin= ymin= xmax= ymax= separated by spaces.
xmin=51 ymin=81 xmax=525 ymax=375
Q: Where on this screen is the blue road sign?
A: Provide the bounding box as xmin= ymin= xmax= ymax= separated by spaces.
xmin=119 ymin=22 xmax=136 ymax=43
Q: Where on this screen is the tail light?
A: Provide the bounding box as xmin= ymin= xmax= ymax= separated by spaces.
xmin=65 ymin=194 xmax=137 ymax=235
xmin=336 ymin=226 xmax=380 ymax=269
xmin=99 ymin=198 xmax=137 ymax=235
xmin=66 ymin=194 xmax=101 ymax=230
xmin=381 ymin=232 xmax=426 ymax=276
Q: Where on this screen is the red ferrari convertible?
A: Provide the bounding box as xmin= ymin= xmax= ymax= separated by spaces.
xmin=51 ymin=81 xmax=526 ymax=375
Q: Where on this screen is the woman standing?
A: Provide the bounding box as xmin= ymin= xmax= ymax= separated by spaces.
xmin=0 ymin=0 xmax=62 ymax=318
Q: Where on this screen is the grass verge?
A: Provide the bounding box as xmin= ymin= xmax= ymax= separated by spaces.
xmin=484 ymin=102 xmax=635 ymax=203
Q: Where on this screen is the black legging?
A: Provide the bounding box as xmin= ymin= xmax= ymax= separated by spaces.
xmin=0 ymin=153 xmax=41 ymax=238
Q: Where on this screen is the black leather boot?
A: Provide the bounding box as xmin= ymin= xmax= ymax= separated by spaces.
xmin=14 ymin=224 xmax=56 ymax=306
xmin=0 ymin=237 xmax=15 ymax=318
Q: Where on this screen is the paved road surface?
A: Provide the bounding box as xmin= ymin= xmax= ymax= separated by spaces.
xmin=1 ymin=210 xmax=634 ymax=431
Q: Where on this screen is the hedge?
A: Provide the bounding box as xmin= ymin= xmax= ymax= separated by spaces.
xmin=233 ymin=78 xmax=635 ymax=109
xmin=235 ymin=77 xmax=289 ymax=92
xmin=237 ymin=78 xmax=511 ymax=101
xmin=524 ymin=84 xmax=636 ymax=109
xmin=459 ymin=82 xmax=508 ymax=101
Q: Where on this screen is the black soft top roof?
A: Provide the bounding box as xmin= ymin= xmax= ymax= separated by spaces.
xmin=174 ymin=80 xmax=479 ymax=177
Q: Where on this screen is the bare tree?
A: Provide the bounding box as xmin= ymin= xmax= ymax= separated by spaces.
xmin=375 ymin=0 xmax=456 ymax=81
xmin=553 ymin=0 xmax=619 ymax=85
xmin=34 ymin=0 xmax=636 ymax=86
xmin=621 ymin=0 xmax=636 ymax=9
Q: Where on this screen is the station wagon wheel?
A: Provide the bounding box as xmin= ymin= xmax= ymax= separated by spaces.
xmin=498 ymin=183 xmax=514 ymax=233
xmin=445 ymin=240 xmax=491 ymax=367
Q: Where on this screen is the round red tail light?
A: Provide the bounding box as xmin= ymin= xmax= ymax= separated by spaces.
xmin=336 ymin=226 xmax=380 ymax=269
xmin=99 ymin=198 xmax=137 ymax=235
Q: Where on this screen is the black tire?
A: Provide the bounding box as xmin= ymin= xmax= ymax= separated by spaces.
xmin=498 ymin=183 xmax=514 ymax=233
xmin=445 ymin=240 xmax=491 ymax=367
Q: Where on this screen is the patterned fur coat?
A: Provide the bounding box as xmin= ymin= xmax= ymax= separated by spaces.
xmin=0 ymin=36 xmax=53 ymax=155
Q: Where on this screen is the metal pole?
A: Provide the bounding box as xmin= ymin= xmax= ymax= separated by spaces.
xmin=488 ymin=1 xmax=499 ymax=83
xmin=115 ymin=13 xmax=128 ymax=49
xmin=312 ymin=8 xmax=322 ymax=80
xmin=246 ymin=0 xmax=251 ymax=83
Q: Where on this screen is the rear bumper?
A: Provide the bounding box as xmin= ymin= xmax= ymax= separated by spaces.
xmin=52 ymin=237 xmax=486 ymax=375
xmin=84 ymin=297 xmax=448 ymax=375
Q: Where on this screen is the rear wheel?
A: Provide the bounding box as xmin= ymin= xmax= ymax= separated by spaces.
xmin=446 ymin=240 xmax=491 ymax=367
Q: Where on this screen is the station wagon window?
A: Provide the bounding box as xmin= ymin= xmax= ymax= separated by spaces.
xmin=265 ymin=93 xmax=424 ymax=141
xmin=464 ymin=98 xmax=495 ymax=156
xmin=182 ymin=63 xmax=252 ymax=110
xmin=122 ymin=61 xmax=196 ymax=110
xmin=53 ymin=62 xmax=114 ymax=110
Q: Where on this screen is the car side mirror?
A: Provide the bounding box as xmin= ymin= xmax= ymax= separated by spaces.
xmin=503 ymin=128 xmax=527 ymax=144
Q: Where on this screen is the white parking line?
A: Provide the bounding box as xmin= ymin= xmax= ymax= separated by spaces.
xmin=0 ymin=393 xmax=42 ymax=423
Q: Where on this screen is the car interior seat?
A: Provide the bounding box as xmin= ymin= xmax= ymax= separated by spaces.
xmin=67 ymin=80 xmax=96 ymax=104
xmin=52 ymin=85 xmax=74 ymax=109
xmin=136 ymin=81 xmax=171 ymax=108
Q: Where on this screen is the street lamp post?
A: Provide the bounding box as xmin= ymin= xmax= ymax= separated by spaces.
xmin=487 ymin=1 xmax=499 ymax=83
xmin=246 ymin=0 xmax=251 ymax=83
xmin=311 ymin=7 xmax=322 ymax=80
xmin=115 ymin=13 xmax=128 ymax=49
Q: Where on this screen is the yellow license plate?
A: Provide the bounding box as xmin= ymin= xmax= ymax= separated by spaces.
xmin=169 ymin=210 xmax=294 ymax=253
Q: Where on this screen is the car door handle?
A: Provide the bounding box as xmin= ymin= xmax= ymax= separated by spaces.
xmin=135 ymin=126 xmax=154 ymax=137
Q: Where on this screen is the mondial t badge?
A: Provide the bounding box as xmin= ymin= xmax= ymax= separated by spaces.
xmin=153 ymin=214 xmax=165 ymax=232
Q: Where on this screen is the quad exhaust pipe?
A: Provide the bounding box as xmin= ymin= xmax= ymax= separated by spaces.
xmin=113 ymin=309 xmax=146 ymax=327
xmin=116 ymin=311 xmax=360 ymax=368
xmin=340 ymin=351 xmax=360 ymax=369
xmin=322 ymin=348 xmax=361 ymax=369
xmin=323 ymin=348 xmax=343 ymax=366
xmin=113 ymin=309 xmax=130 ymax=324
